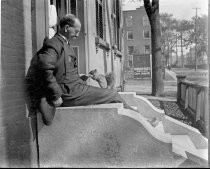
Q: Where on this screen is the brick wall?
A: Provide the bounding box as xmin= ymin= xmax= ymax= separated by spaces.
xmin=0 ymin=0 xmax=36 ymax=167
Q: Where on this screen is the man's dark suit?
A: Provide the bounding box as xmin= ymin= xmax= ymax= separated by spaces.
xmin=25 ymin=34 xmax=132 ymax=117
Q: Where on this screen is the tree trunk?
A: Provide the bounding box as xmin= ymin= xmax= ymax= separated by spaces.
xmin=144 ymin=0 xmax=164 ymax=96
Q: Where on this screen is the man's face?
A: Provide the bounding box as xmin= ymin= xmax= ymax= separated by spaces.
xmin=66 ymin=19 xmax=81 ymax=41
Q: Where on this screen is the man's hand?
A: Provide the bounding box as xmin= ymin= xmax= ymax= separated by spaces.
xmin=52 ymin=97 xmax=63 ymax=107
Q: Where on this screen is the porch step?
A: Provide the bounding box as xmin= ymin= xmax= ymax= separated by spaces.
xmin=163 ymin=116 xmax=208 ymax=149
xmin=119 ymin=92 xmax=165 ymax=120
xmin=172 ymin=135 xmax=208 ymax=166
xmin=37 ymin=103 xmax=184 ymax=168
xmin=119 ymin=92 xmax=208 ymax=166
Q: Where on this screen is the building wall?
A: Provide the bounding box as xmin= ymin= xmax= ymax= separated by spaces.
xmin=0 ymin=0 xmax=49 ymax=167
xmin=123 ymin=6 xmax=151 ymax=78
xmin=86 ymin=0 xmax=123 ymax=87
xmin=0 ymin=0 xmax=36 ymax=167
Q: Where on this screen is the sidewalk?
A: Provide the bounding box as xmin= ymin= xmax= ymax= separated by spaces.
xmin=124 ymin=69 xmax=178 ymax=100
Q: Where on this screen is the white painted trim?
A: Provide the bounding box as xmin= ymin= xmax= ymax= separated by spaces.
xmin=84 ymin=0 xmax=89 ymax=74
xmin=56 ymin=103 xmax=124 ymax=110
xmin=118 ymin=91 xmax=137 ymax=96
xmin=56 ymin=103 xmax=124 ymax=114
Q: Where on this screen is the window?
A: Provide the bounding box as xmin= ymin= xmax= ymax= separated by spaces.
xmin=128 ymin=60 xmax=133 ymax=67
xmin=143 ymin=30 xmax=150 ymax=39
xmin=66 ymin=0 xmax=77 ymax=16
xmin=144 ymin=45 xmax=150 ymax=54
xmin=143 ymin=15 xmax=149 ymax=26
xmin=112 ymin=0 xmax=121 ymax=49
xmin=127 ymin=31 xmax=134 ymax=40
xmin=96 ymin=0 xmax=104 ymax=39
xmin=127 ymin=46 xmax=134 ymax=55
xmin=126 ymin=15 xmax=133 ymax=27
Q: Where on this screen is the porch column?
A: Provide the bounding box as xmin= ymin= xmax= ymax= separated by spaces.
xmin=176 ymin=75 xmax=186 ymax=103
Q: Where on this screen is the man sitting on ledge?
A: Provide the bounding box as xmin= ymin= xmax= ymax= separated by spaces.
xmin=25 ymin=14 xmax=136 ymax=124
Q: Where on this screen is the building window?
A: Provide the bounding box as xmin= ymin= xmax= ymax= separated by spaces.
xmin=66 ymin=0 xmax=78 ymax=16
xmin=112 ymin=0 xmax=121 ymax=50
xmin=126 ymin=15 xmax=133 ymax=27
xmin=96 ymin=0 xmax=104 ymax=39
xmin=143 ymin=30 xmax=150 ymax=39
xmin=128 ymin=60 xmax=133 ymax=67
xmin=143 ymin=15 xmax=149 ymax=26
xmin=127 ymin=31 xmax=134 ymax=40
xmin=144 ymin=45 xmax=150 ymax=54
xmin=128 ymin=46 xmax=134 ymax=55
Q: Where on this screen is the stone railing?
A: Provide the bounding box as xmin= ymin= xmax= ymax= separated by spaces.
xmin=177 ymin=75 xmax=209 ymax=137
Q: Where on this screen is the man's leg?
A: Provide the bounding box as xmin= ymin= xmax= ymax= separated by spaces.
xmin=62 ymin=85 xmax=136 ymax=111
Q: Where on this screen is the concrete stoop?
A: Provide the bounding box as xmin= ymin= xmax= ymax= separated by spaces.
xmin=35 ymin=92 xmax=208 ymax=167
xmin=119 ymin=92 xmax=208 ymax=166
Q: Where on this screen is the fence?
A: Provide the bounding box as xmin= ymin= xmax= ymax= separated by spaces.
xmin=177 ymin=75 xmax=209 ymax=137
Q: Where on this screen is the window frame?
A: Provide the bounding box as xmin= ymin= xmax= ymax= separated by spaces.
xmin=143 ymin=30 xmax=150 ymax=39
xmin=127 ymin=30 xmax=134 ymax=40
xmin=144 ymin=45 xmax=150 ymax=54
xmin=112 ymin=0 xmax=120 ymax=50
xmin=127 ymin=45 xmax=135 ymax=55
xmin=66 ymin=0 xmax=78 ymax=17
xmin=95 ymin=0 xmax=105 ymax=40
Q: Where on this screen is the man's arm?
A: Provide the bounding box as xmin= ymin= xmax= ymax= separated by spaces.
xmin=38 ymin=45 xmax=63 ymax=106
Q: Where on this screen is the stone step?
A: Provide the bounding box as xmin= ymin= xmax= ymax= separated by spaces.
xmin=119 ymin=92 xmax=165 ymax=120
xmin=163 ymin=116 xmax=208 ymax=149
xmin=119 ymin=92 xmax=137 ymax=106
xmin=119 ymin=92 xmax=208 ymax=149
xmin=172 ymin=135 xmax=208 ymax=166
xmin=36 ymin=104 xmax=184 ymax=168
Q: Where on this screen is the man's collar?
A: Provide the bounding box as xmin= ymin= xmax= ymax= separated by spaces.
xmin=58 ymin=33 xmax=69 ymax=44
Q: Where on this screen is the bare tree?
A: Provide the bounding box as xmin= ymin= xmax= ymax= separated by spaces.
xmin=144 ymin=0 xmax=164 ymax=96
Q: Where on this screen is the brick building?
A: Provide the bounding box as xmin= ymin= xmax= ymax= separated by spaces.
xmin=0 ymin=0 xmax=124 ymax=167
xmin=123 ymin=6 xmax=151 ymax=79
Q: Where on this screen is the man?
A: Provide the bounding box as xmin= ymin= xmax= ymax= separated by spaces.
xmin=25 ymin=14 xmax=136 ymax=121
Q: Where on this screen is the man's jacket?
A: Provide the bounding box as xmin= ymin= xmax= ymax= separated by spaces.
xmin=25 ymin=34 xmax=87 ymax=118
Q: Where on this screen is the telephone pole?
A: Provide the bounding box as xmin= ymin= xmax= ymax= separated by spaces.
xmin=193 ymin=7 xmax=200 ymax=71
xmin=176 ymin=33 xmax=178 ymax=66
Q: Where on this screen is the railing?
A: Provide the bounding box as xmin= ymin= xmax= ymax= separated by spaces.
xmin=177 ymin=75 xmax=209 ymax=137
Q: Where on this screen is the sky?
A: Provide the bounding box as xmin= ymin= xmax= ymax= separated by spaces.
xmin=122 ymin=0 xmax=208 ymax=20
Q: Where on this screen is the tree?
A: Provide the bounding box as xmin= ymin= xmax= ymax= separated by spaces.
xmin=143 ymin=0 xmax=164 ymax=96
xmin=160 ymin=13 xmax=178 ymax=66
xmin=188 ymin=15 xmax=208 ymax=63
